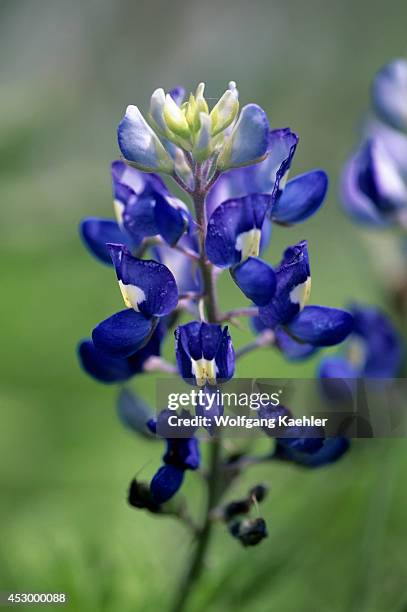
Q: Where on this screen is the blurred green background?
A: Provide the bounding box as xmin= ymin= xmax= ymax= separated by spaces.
xmin=1 ymin=0 xmax=406 ymax=610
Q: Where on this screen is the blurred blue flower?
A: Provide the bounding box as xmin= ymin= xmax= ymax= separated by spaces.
xmin=341 ymin=58 xmax=407 ymax=227
xmin=341 ymin=139 xmax=407 ymax=226
xmin=372 ymin=58 xmax=407 ymax=133
xmin=319 ymin=304 xmax=403 ymax=380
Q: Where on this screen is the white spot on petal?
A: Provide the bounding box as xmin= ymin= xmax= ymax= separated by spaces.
xmin=191 ymin=358 xmax=217 ymax=386
xmin=119 ymin=281 xmax=146 ymax=311
xmin=113 ymin=199 xmax=125 ymax=228
xmin=235 ymin=228 xmax=261 ymax=261
xmin=289 ymin=276 xmax=311 ymax=310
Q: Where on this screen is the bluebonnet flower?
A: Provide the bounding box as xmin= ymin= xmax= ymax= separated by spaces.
xmin=372 ymin=58 xmax=407 ymax=133
xmin=175 ymin=321 xmax=235 ymax=386
xmin=205 ymin=193 xmax=276 ymax=305
xmin=254 ymin=241 xmax=353 ymax=354
xmin=91 ymin=244 xmax=178 ymax=358
xmin=78 ymin=80 xmax=357 ymax=554
xmin=78 ymin=321 xmax=165 ymax=383
xmin=147 ymin=410 xmax=200 ymax=504
xmin=319 ymin=304 xmax=403 ymax=380
xmin=341 ymin=58 xmax=407 ymax=227
xmin=80 ymin=160 xmax=192 ymax=265
xmin=341 ymin=138 xmax=407 ymax=226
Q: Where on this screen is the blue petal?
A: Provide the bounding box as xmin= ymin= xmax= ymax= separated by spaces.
xmin=219 ymin=104 xmax=270 ymax=169
xmin=123 ymin=189 xmax=190 ymax=246
xmin=112 ymin=160 xmax=174 ymax=242
xmin=251 ymin=314 xmax=268 ymax=334
xmin=92 ymin=309 xmax=154 ymax=358
xmin=275 ymin=327 xmax=317 ymax=360
xmin=365 ymin=117 xmax=407 ymax=176
xmin=164 ymin=437 xmax=200 ymax=471
xmin=117 ymin=388 xmax=154 ymax=437
xmin=117 ymin=106 xmax=173 ymax=173
xmin=267 ymin=128 xmax=299 ymax=197
xmin=78 ymin=339 xmax=136 ymax=383
xmin=206 ymin=194 xmax=271 ymax=267
xmin=206 ymin=127 xmax=298 ymax=216
xmin=275 ymin=436 xmax=350 ymax=467
xmin=122 ymin=194 xmax=160 ymax=241
xmin=341 ymin=153 xmax=388 ymax=226
xmin=259 ymin=217 xmax=272 ymax=253
xmin=271 ymin=170 xmax=328 ymax=224
xmin=80 ymin=218 xmax=130 ymax=265
xmin=215 ymin=327 xmax=235 ymax=382
xmin=78 ymin=321 xmax=164 ymax=383
xmin=231 ymin=257 xmax=276 ymax=306
xmin=126 ymin=320 xmax=166 ymax=368
xmin=150 ymin=465 xmax=185 ymax=504
xmin=169 ymin=86 xmax=186 ymax=106
xmin=287 ymin=306 xmax=354 ymax=347
xmin=176 ymin=322 xmax=222 ymax=361
xmin=356 ymin=140 xmax=407 ymax=213
xmin=259 ymin=240 xmax=310 ymax=327
xmin=350 ymin=304 xmax=403 ymax=377
xmin=372 ymin=58 xmax=407 ymax=133
xmin=112 ymin=159 xmax=164 ymax=195
xmin=175 ymin=322 xmax=235 ymax=383
xmin=154 ymin=193 xmax=189 ymax=246
xmin=109 ymin=244 xmax=178 ymax=317
xmin=276 ymin=431 xmax=324 ymax=455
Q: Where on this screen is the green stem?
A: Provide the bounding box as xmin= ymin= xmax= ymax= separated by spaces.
xmin=169 ymin=187 xmax=222 ymax=612
xmin=193 ymin=189 xmax=220 ymax=323
xmin=170 ymin=437 xmax=222 ymax=612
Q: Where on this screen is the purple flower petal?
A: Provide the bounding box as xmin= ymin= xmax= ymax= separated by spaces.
xmin=79 ymin=218 xmax=133 ymax=265
xmin=259 ymin=240 xmax=311 ymax=327
xmin=275 ymin=327 xmax=317 ymax=360
xmin=206 ymin=127 xmax=298 ymax=216
xmin=108 ymin=244 xmax=178 ymax=317
xmin=78 ymin=339 xmax=136 ymax=383
xmin=175 ymin=322 xmax=235 ymax=385
xmin=350 ymin=304 xmax=403 ymax=377
xmin=231 ymin=257 xmax=276 ymax=306
xmin=372 ymin=58 xmax=407 ymax=132
xmin=92 ymin=309 xmax=154 ymax=358
xmin=150 ymin=465 xmax=184 ymax=504
xmin=271 ymin=170 xmax=328 ymax=224
xmin=218 ymin=104 xmax=270 ymax=170
xmin=206 ymin=194 xmax=271 ymax=267
xmin=287 ymin=306 xmax=354 ymax=347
